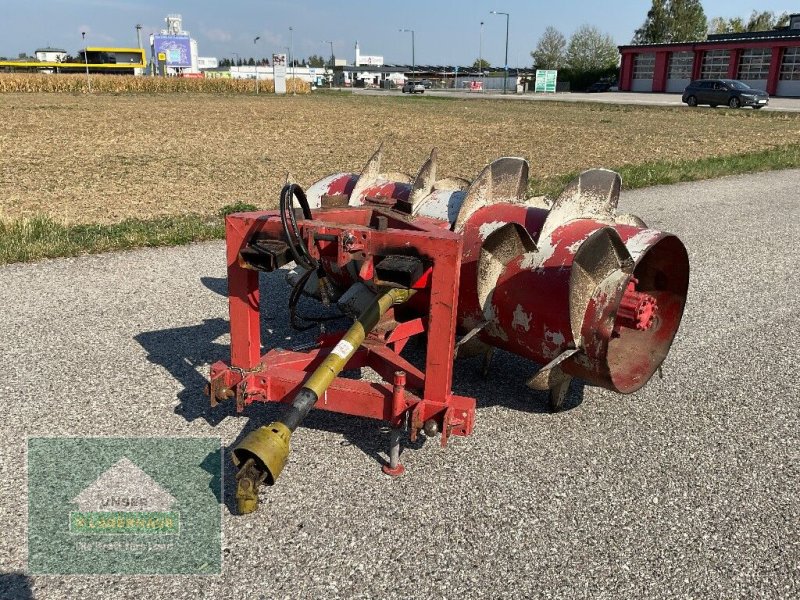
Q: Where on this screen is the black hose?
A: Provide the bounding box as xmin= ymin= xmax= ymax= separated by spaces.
xmin=279 ymin=183 xmax=316 ymax=271
xmin=279 ymin=183 xmax=344 ymax=331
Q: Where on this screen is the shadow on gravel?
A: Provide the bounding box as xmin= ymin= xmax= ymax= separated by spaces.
xmin=0 ymin=573 xmax=34 ymax=599
xmin=136 ymin=271 xmax=585 ymax=512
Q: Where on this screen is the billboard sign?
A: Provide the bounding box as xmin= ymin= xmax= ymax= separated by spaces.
xmin=358 ymin=55 xmax=383 ymax=66
xmin=535 ymin=69 xmax=557 ymax=93
xmin=153 ymin=35 xmax=192 ymax=68
xmin=273 ymin=53 xmax=287 ymax=94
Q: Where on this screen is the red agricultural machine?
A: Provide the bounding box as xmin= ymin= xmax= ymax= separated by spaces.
xmin=208 ymin=144 xmax=689 ymax=514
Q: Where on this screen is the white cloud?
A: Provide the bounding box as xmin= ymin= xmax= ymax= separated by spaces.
xmin=202 ymin=28 xmax=233 ymax=43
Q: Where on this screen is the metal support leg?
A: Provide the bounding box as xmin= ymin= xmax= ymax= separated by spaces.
xmin=382 ymin=427 xmax=405 ymax=477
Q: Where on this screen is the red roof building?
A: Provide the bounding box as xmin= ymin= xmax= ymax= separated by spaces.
xmin=618 ymin=13 xmax=800 ymax=97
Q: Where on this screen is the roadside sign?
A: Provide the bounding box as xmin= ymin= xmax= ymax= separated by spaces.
xmin=157 ymin=52 xmax=166 ymax=62
xmin=535 ymin=69 xmax=557 ymax=93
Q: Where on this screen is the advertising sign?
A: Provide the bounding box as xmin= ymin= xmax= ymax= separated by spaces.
xmin=273 ymin=53 xmax=287 ymax=94
xmin=535 ymin=69 xmax=558 ymax=93
xmin=153 ymin=35 xmax=192 ymax=68
xmin=358 ymin=55 xmax=383 ymax=66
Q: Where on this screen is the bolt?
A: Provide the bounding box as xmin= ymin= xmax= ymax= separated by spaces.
xmin=423 ymin=419 xmax=439 ymax=437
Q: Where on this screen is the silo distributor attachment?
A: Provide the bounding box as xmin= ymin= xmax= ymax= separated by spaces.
xmin=209 ymin=144 xmax=689 ymax=514
xmin=232 ymin=286 xmax=415 ymax=514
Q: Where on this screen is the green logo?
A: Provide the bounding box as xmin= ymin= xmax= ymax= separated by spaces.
xmin=28 ymin=438 xmax=222 ymax=575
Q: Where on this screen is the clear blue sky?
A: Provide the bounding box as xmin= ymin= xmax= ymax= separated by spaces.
xmin=1 ymin=1 xmax=796 ymax=64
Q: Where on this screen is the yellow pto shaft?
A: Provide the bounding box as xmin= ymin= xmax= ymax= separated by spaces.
xmin=232 ymin=286 xmax=415 ymax=514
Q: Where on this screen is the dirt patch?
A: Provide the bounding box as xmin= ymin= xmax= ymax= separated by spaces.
xmin=2 ymin=92 xmax=799 ymax=224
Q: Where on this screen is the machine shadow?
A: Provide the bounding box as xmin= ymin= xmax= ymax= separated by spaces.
xmin=403 ymin=336 xmax=587 ymax=414
xmin=0 ymin=573 xmax=34 ymax=600
xmin=136 ymin=271 xmax=584 ymax=512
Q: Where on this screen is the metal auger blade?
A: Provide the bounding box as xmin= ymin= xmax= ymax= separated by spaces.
xmin=349 ymin=141 xmax=385 ymax=205
xmin=615 ymin=213 xmax=648 ymax=228
xmin=568 ymin=226 xmax=633 ymax=346
xmin=408 ymin=148 xmax=438 ymax=207
xmin=476 ymin=222 xmax=537 ymax=314
xmin=540 ymin=169 xmax=622 ymax=239
xmin=454 ymin=157 xmax=529 ymax=231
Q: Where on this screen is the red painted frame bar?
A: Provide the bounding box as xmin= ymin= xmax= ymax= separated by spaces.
xmin=212 ymin=207 xmax=476 ymax=440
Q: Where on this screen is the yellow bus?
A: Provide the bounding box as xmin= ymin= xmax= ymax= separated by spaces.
xmin=0 ymin=47 xmax=146 ymax=74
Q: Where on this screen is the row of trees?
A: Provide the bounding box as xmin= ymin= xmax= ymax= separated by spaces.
xmin=709 ymin=10 xmax=790 ymax=34
xmin=529 ymin=24 xmax=619 ymax=90
xmin=633 ymin=2 xmax=792 ymax=44
xmin=218 ymin=54 xmax=332 ymax=68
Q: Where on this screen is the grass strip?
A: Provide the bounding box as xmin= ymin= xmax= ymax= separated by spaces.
xmin=2 ymin=146 xmax=799 ymax=265
xmin=530 ymin=143 xmax=800 ymax=197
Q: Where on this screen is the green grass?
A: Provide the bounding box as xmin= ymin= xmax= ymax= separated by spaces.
xmin=530 ymin=142 xmax=800 ymax=198
xmin=0 ymin=213 xmax=223 ymax=265
xmin=2 ymin=147 xmax=799 ymax=265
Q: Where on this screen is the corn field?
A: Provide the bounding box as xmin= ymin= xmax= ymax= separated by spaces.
xmin=0 ymin=73 xmax=311 ymax=94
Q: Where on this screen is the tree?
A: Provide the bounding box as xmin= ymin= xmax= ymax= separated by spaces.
xmin=307 ymin=54 xmax=325 ymax=67
xmin=633 ymin=0 xmax=707 ymax=43
xmin=471 ymin=58 xmax=490 ymax=70
xmin=710 ymin=10 xmax=789 ymax=34
xmin=670 ymin=0 xmax=707 ymax=42
xmin=565 ymin=25 xmax=618 ymax=72
xmin=531 ymin=26 xmax=566 ymax=69
xmin=247 ymin=57 xmax=255 ymax=66
xmin=633 ymin=0 xmax=671 ymax=44
xmin=708 ymin=16 xmax=744 ymax=34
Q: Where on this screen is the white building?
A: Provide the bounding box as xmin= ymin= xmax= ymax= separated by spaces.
xmin=35 ymin=47 xmax=67 ymax=63
xmin=229 ymin=65 xmax=329 ymax=86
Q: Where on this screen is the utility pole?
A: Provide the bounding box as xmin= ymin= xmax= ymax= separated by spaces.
xmin=253 ymin=36 xmax=260 ymax=94
xmin=81 ymin=31 xmax=91 ymax=93
xmin=323 ymin=40 xmax=334 ymax=88
xmin=490 ymin=10 xmax=510 ymax=94
xmin=135 ymin=24 xmax=142 ymax=49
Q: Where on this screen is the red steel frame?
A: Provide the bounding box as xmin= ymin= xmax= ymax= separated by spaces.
xmin=209 ymin=207 xmax=476 ymax=445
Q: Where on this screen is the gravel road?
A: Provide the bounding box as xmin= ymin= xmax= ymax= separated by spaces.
xmin=1 ymin=171 xmax=798 ymax=599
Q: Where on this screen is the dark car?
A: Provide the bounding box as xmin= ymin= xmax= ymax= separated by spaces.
xmin=682 ymin=79 xmax=769 ymax=109
xmin=586 ymin=81 xmax=612 ymax=93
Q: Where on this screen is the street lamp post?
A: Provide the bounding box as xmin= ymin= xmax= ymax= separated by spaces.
xmin=323 ymin=40 xmax=334 ymax=88
xmin=399 ymin=28 xmax=415 ymax=73
xmin=490 ymin=10 xmax=509 ymax=94
xmin=81 ymin=32 xmax=91 ymax=92
xmin=253 ymin=36 xmax=260 ymax=94
xmin=479 ymin=21 xmax=484 ymax=76
xmin=289 ymin=26 xmax=295 ymax=95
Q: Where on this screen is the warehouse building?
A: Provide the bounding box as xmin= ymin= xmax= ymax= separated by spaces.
xmin=618 ymin=13 xmax=800 ymax=96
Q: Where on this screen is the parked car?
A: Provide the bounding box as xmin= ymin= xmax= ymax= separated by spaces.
xmin=402 ymin=80 xmax=425 ymax=94
xmin=586 ymin=81 xmax=612 ymax=93
xmin=420 ymin=79 xmax=433 ymax=89
xmin=682 ymin=79 xmax=769 ymax=109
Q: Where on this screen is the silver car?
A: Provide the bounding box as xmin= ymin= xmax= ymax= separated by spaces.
xmin=402 ymin=81 xmax=425 ymax=94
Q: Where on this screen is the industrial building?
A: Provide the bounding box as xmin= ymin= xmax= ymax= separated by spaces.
xmin=618 ymin=13 xmax=800 ymax=97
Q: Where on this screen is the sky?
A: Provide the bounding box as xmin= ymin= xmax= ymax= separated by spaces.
xmin=1 ymin=0 xmax=797 ymax=64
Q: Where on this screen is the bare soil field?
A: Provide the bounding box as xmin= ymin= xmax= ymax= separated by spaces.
xmin=2 ymin=92 xmax=799 ymax=224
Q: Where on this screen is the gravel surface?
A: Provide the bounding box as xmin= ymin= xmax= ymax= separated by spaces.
xmin=1 ymin=171 xmax=798 ymax=598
